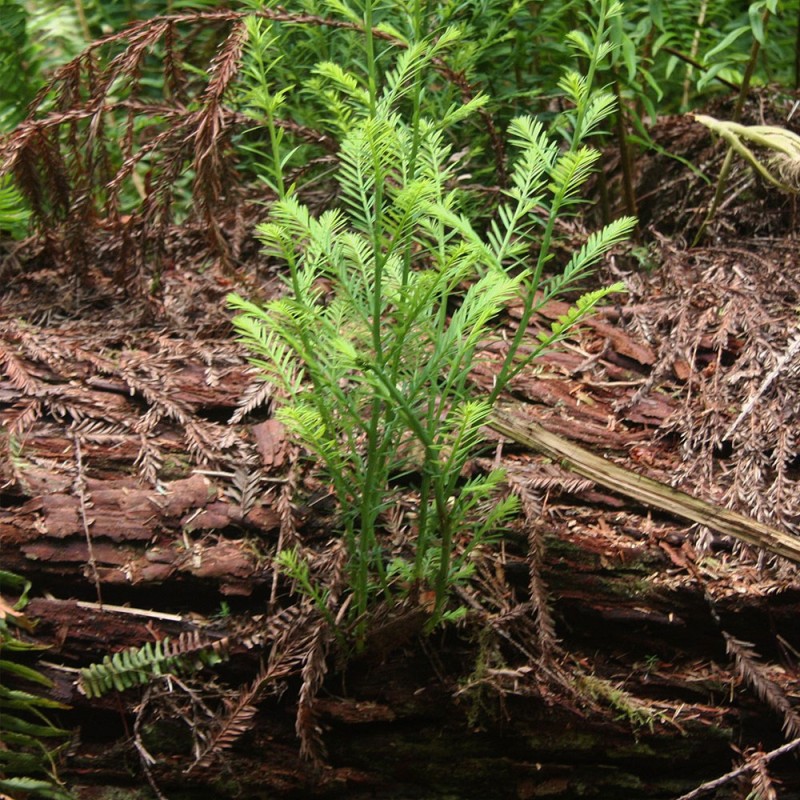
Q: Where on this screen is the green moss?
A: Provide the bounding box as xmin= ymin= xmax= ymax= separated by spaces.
xmin=159 ymin=456 xmax=193 ymax=480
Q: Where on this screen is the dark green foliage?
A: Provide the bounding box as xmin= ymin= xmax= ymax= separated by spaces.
xmin=0 ymin=570 xmax=72 ymax=800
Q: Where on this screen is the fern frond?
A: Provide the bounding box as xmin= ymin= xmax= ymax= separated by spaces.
xmin=557 ymin=69 xmax=588 ymax=106
xmin=581 ymin=90 xmax=617 ymax=137
xmin=545 ymin=216 xmax=636 ymax=296
xmin=78 ymin=633 xmax=229 ymax=699
xmin=537 ymin=283 xmax=626 ymax=346
xmin=549 ymin=147 xmax=602 ymax=202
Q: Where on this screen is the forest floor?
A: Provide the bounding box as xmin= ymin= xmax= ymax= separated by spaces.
xmin=3 ymin=92 xmax=800 ymax=799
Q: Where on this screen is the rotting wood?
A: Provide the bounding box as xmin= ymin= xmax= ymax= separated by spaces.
xmin=490 ymin=405 xmax=800 ymax=564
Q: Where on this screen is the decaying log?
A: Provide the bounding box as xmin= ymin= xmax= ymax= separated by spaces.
xmin=0 ymin=472 xmax=279 ymax=595
xmin=4 ymin=245 xmax=800 ymax=798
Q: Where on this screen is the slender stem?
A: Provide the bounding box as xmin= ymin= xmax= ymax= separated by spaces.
xmin=693 ymin=9 xmax=769 ymax=246
xmin=683 ymin=0 xmax=709 ymax=108
xmin=265 ymin=106 xmax=285 ymax=200
xmin=364 ymin=0 xmax=378 ymax=117
xmin=401 ymin=0 xmax=429 ymax=290
xmin=414 ymin=472 xmax=432 ymax=579
xmin=612 ymin=75 xmax=637 ymax=220
xmin=73 ymin=0 xmax=91 ymax=42
xmin=489 ymin=0 xmax=611 ymax=405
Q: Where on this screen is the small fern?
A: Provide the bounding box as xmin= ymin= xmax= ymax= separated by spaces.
xmin=231 ymin=0 xmax=634 ymax=639
xmin=0 ymin=174 xmax=29 ymax=239
xmin=78 ymin=633 xmax=229 ymax=699
xmin=0 ymin=570 xmax=72 ymax=800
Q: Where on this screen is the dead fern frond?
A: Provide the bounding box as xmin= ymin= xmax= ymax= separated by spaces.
xmin=187 ymin=682 xmax=260 ymax=773
xmin=8 ymin=400 xmax=43 ymax=437
xmin=0 ymin=339 xmax=42 ymax=394
xmin=224 ymin=465 xmax=262 ymax=516
xmin=506 ymin=472 xmax=559 ymax=659
xmin=675 ymin=736 xmax=800 ymax=800
xmin=296 ymin=622 xmax=331 ymax=769
xmin=192 ymin=19 xmax=249 ymax=269
xmin=134 ymin=434 xmax=164 ymax=485
xmin=724 ymin=632 xmax=800 ymax=738
xmin=229 ymin=373 xmax=273 ymax=424
xmin=188 ymin=609 xmax=315 ymax=772
xmin=1 ymin=7 xmax=494 ymax=291
xmin=749 ymin=747 xmax=779 ymax=800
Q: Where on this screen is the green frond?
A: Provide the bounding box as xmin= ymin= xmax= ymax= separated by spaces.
xmin=581 ymin=91 xmax=617 ymax=137
xmin=565 ymin=29 xmax=594 ymax=58
xmin=0 ymin=176 xmax=30 ymax=239
xmin=381 ymin=177 xmax=437 ymax=246
xmin=436 ymin=94 xmax=490 ymax=129
xmin=0 ymin=686 xmax=69 ymax=711
xmin=276 ymin=402 xmax=348 ymax=476
xmin=557 ymin=69 xmax=588 ymax=106
xmin=79 ymin=635 xmax=229 ymax=699
xmin=550 ymin=147 xmax=602 ymax=201
xmin=423 ymin=205 xmax=496 ymax=268
xmin=322 ymin=0 xmax=361 ymax=25
xmin=440 ymin=400 xmax=492 ymax=467
xmin=547 ymin=216 xmax=636 ymax=295
xmin=313 ymin=61 xmax=367 ymax=101
xmin=450 ymin=271 xmax=520 ymax=348
xmin=0 ymin=776 xmax=72 ymax=800
xmin=507 ymin=115 xmax=552 ymax=155
xmin=380 ymin=39 xmax=432 ymax=109
xmin=538 ymin=283 xmax=627 ymax=345
xmin=338 ymin=117 xmax=407 ymax=234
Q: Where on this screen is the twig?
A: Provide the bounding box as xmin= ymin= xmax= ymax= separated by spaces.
xmin=73 ymin=436 xmax=103 ymax=607
xmin=133 ymin=687 xmax=170 ymax=800
xmin=674 ymin=735 xmax=800 ymax=800
xmin=725 ymin=332 xmax=800 ymax=439
xmin=490 ymin=406 xmax=800 ymax=563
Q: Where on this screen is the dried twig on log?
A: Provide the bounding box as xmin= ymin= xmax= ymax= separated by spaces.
xmin=490 ymin=406 xmax=800 ymax=563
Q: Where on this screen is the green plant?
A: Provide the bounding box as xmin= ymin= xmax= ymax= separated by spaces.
xmin=0 ymin=0 xmax=87 ymax=130
xmin=0 ymin=174 xmax=30 ymax=239
xmin=78 ymin=633 xmax=230 ymax=699
xmin=0 ymin=570 xmax=72 ymax=800
xmin=230 ymin=0 xmax=634 ymax=640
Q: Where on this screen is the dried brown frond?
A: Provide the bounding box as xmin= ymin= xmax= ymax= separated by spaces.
xmin=506 ymin=474 xmax=559 ymax=659
xmin=188 ymin=609 xmax=316 ymax=773
xmin=230 ymin=373 xmax=273 ymax=424
xmin=724 ymin=632 xmax=800 ymax=738
xmin=749 ymin=747 xmax=780 ymax=800
xmin=1 ymin=7 xmax=498 ymax=293
xmin=620 ymin=237 xmax=800 ymax=550
xmin=7 ymin=400 xmax=43 ymax=438
xmin=134 ymin=435 xmax=164 ymax=485
xmin=675 ymin=736 xmax=800 ymax=800
xmin=296 ymin=621 xmax=331 ymax=769
xmin=0 ymin=338 xmax=43 ymax=394
xmin=223 ymin=465 xmax=263 ymax=516
xmin=189 ymin=689 xmax=260 ymax=773
xmin=191 ymin=20 xmax=249 ymax=270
